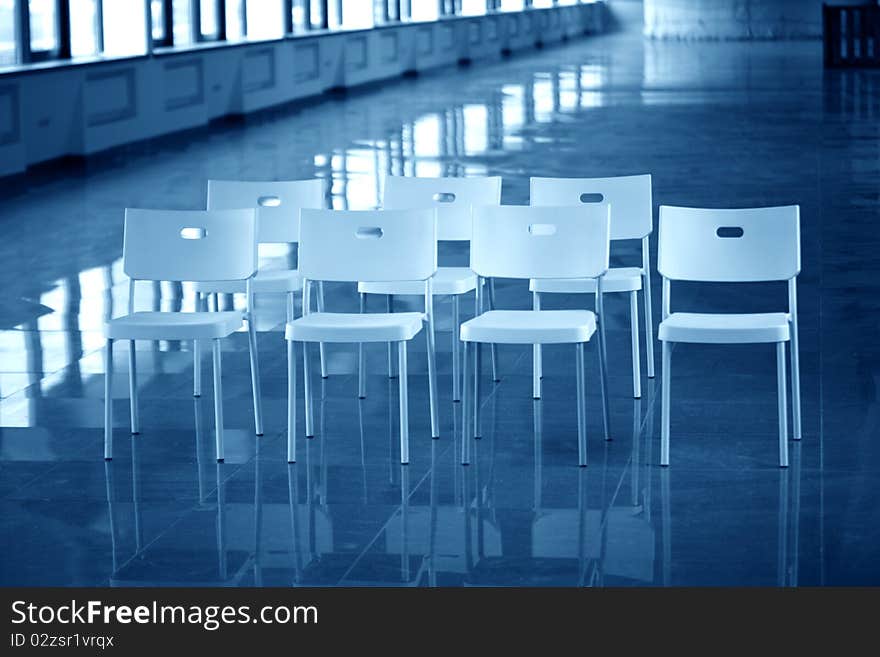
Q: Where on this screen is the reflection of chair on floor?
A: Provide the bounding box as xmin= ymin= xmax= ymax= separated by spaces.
xmin=105 ymin=399 xmax=251 ymax=586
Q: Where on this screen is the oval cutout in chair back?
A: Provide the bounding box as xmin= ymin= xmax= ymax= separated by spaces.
xmin=432 ymin=192 xmax=456 ymax=203
xmin=258 ymin=195 xmax=282 ymax=208
xmin=356 ymin=227 xmax=384 ymax=239
xmin=716 ymin=226 xmax=744 ymax=238
xmin=528 ymin=223 xmax=557 ymax=236
xmin=180 ymin=227 xmax=208 ymax=240
xmin=579 ymin=193 xmax=604 ymax=204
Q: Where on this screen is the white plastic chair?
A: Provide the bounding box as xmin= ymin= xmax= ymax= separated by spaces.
xmin=103 ymin=209 xmax=262 ymax=462
xmin=193 ymin=179 xmax=327 ymax=399
xmin=657 ymin=205 xmax=802 ymax=467
xmin=285 ymin=209 xmax=440 ymax=465
xmin=530 ymin=174 xmax=655 ymax=400
xmin=357 ymin=175 xmax=502 ymax=401
xmin=460 ymin=205 xmax=612 ymax=467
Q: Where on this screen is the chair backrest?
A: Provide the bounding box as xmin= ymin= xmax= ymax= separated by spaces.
xmin=298 ymin=209 xmax=437 ymax=283
xmin=207 ymin=179 xmax=324 ymax=243
xmin=382 ymin=175 xmax=502 ymax=241
xmin=123 ymin=208 xmax=257 ymax=282
xmin=658 ymin=205 xmax=801 ymax=282
xmin=470 ymin=205 xmax=611 ymax=280
xmin=530 ymin=174 xmax=653 ymax=240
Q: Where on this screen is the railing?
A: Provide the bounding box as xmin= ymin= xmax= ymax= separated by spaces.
xmin=823 ymin=3 xmax=880 ymax=67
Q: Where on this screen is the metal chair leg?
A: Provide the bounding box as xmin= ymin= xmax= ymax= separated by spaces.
xmin=643 ymin=272 xmax=656 ymax=379
xmin=474 ymin=341 xmax=482 ymax=439
xmin=398 ymin=341 xmax=410 ymax=465
xmin=533 ymin=291 xmax=542 ymax=399
xmin=358 ymin=293 xmax=367 ymax=399
xmin=777 ymin=342 xmax=790 ymax=468
xmin=630 ymin=290 xmax=642 ymax=399
xmin=386 ymin=295 xmax=395 ymax=378
xmin=246 ymin=313 xmax=264 ymax=436
xmin=303 ymin=341 xmax=314 ymax=438
xmin=461 ymin=340 xmax=470 ymax=465
xmin=661 ymin=341 xmax=671 ymax=466
xmin=576 ymin=343 xmax=587 ymax=467
xmin=128 ymin=340 xmax=139 ymax=435
xmin=287 ymin=340 xmax=297 ymax=463
xmin=790 ymin=326 xmax=802 ymax=441
xmin=488 ymin=278 xmax=499 ymax=382
xmin=426 ymin=311 xmax=439 ymax=439
xmin=104 ymin=339 xmax=114 ymax=460
xmin=212 ymin=339 xmax=225 ymax=462
xmin=194 ymin=292 xmax=202 ymax=397
xmin=452 ymin=295 xmax=461 ymax=402
xmin=317 ymin=282 xmax=328 ymax=378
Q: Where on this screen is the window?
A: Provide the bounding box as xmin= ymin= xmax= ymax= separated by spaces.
xmin=151 ymin=0 xmax=167 ymax=43
xmin=0 ymin=0 xmax=18 ymax=65
xmin=69 ymin=0 xmax=99 ymax=57
xmin=172 ymin=0 xmax=193 ymax=46
xmin=532 ymin=0 xmax=553 ymax=8
xmin=29 ymin=0 xmax=60 ymax=58
xmin=199 ymin=0 xmax=222 ymax=40
xmin=103 ymin=0 xmax=147 ymax=56
xmin=460 ymin=0 xmax=486 ymax=16
xmin=410 ymin=0 xmax=437 ymax=22
xmin=226 ymin=0 xmax=245 ymax=39
xmin=246 ymin=0 xmax=284 ymax=39
xmin=339 ymin=0 xmax=374 ymax=29
xmin=500 ymin=0 xmax=524 ymax=10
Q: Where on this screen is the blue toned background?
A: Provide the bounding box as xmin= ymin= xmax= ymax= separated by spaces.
xmin=0 ymin=0 xmax=878 ymax=586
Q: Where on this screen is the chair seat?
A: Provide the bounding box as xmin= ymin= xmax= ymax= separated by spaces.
xmin=285 ymin=312 xmax=425 ymax=343
xmin=658 ymin=312 xmax=791 ymax=344
xmin=194 ymin=269 xmax=303 ymax=295
xmin=460 ymin=310 xmax=596 ymax=345
xmin=104 ymin=311 xmax=243 ymax=341
xmin=357 ymin=267 xmax=478 ymax=296
xmin=529 ymin=267 xmax=643 ymax=295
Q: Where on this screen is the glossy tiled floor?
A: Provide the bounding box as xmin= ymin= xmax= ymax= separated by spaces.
xmin=1 ymin=26 xmax=879 ymax=587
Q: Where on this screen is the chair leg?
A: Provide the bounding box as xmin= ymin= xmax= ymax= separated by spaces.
xmin=461 ymin=340 xmax=470 ymax=465
xmin=104 ymin=338 xmax=114 ymax=460
xmin=661 ymin=341 xmax=671 ymax=466
xmin=287 ymin=340 xmax=297 ymax=463
xmin=790 ymin=327 xmax=802 ymax=441
xmin=358 ymin=293 xmax=366 ymax=399
xmin=452 ymin=295 xmax=461 ymax=402
xmin=212 ymin=339 xmax=225 ymax=462
xmin=488 ymin=278 xmax=499 ymax=382
xmin=777 ymin=342 xmax=790 ymax=468
xmin=426 ymin=311 xmax=439 ymax=440
xmin=643 ymin=272 xmax=656 ymax=379
xmin=398 ymin=341 xmax=410 ymax=465
xmin=576 ymin=343 xmax=587 ymax=467
xmin=128 ymin=340 xmax=140 ymax=435
xmin=597 ymin=324 xmax=611 ymax=442
xmin=303 ymin=341 xmax=314 ymax=438
xmin=474 ymin=341 xmax=482 ymax=439
xmin=317 ymin=282 xmax=328 ymax=379
xmin=386 ymin=295 xmax=395 ymax=378
xmin=630 ymin=290 xmax=642 ymax=399
xmin=194 ymin=292 xmax=202 ymax=397
xmin=246 ymin=313 xmax=264 ymax=436
xmin=533 ymin=291 xmax=542 ymax=399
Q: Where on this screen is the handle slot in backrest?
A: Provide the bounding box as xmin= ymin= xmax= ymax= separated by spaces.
xmin=258 ymin=195 xmax=282 ymax=207
xmin=432 ymin=192 xmax=457 ymax=203
xmin=356 ymin=227 xmax=384 ymax=239
xmin=716 ymin=226 xmax=744 ymax=238
xmin=528 ymin=223 xmax=557 ymax=236
xmin=579 ymin=193 xmax=604 ymax=204
xmin=180 ymin=227 xmax=208 ymax=240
